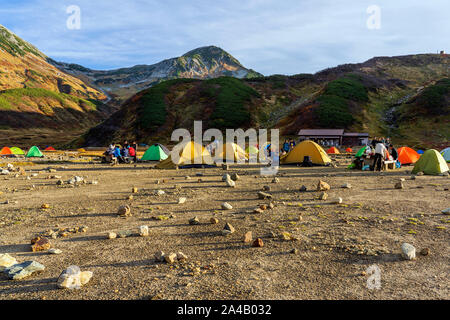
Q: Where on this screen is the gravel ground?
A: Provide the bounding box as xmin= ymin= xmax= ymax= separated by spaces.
xmin=0 ymin=157 xmax=449 ymax=300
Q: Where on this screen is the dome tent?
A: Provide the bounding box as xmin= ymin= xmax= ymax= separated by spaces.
xmin=141 ymin=144 xmax=169 ymax=161
xmin=411 ymin=149 xmax=448 ymax=175
xmin=281 ymin=140 xmax=331 ymax=165
xmin=215 ymin=142 xmax=247 ymax=163
xmin=155 ymin=141 xmax=214 ymax=169
xmin=25 ymin=146 xmax=44 ymax=158
xmin=10 ymin=147 xmax=25 ymax=155
xmin=397 ymin=147 xmax=420 ymax=165
xmin=326 ymin=147 xmax=340 ymax=154
xmin=440 ymin=147 xmax=450 ymax=162
xmin=0 ymin=147 xmax=12 ymax=155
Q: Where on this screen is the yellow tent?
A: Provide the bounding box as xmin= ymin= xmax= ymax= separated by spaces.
xmin=281 ymin=140 xmax=331 ymax=165
xmin=215 ymin=142 xmax=247 ymax=163
xmin=155 ymin=141 xmax=214 ymax=169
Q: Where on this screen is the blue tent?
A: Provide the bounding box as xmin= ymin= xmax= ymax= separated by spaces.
xmin=417 ymin=150 xmax=424 ymax=154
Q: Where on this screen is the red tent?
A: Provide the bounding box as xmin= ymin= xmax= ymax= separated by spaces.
xmin=0 ymin=147 xmax=12 ymax=155
xmin=326 ymin=147 xmax=340 ymax=154
xmin=397 ymin=147 xmax=420 ymax=165
xmin=45 ymin=147 xmax=56 ymax=151
xmin=346 ymin=148 xmax=353 ymax=153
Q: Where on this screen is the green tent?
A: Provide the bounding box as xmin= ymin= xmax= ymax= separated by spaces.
xmin=411 ymin=149 xmax=448 ymax=175
xmin=10 ymin=147 xmax=25 ymax=155
xmin=355 ymin=146 xmax=367 ymax=157
xmin=141 ymin=144 xmax=169 ymax=161
xmin=25 ymin=146 xmax=44 ymax=158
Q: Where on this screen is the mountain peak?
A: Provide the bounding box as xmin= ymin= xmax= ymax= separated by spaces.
xmin=182 ymin=45 xmax=243 ymax=67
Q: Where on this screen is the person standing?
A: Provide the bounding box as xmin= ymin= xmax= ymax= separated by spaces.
xmin=131 ymin=141 xmax=138 ymax=163
xmin=373 ymin=142 xmax=387 ymax=171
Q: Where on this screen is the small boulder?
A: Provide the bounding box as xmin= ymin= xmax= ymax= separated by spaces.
xmin=178 ymin=197 xmax=187 ymax=204
xmin=189 ymin=217 xmax=200 ymax=225
xmin=252 ymin=238 xmax=264 ymax=247
xmin=165 ymin=253 xmax=177 ymax=264
xmin=117 ymin=205 xmax=131 ymax=217
xmin=221 ymin=202 xmax=233 ymax=210
xmin=341 ymin=183 xmax=352 ymax=189
xmin=230 ymin=173 xmax=240 ymax=181
xmin=401 ymin=243 xmax=416 ymax=260
xmin=319 ymin=192 xmax=328 ymax=200
xmin=139 ymin=225 xmax=149 ymax=237
xmin=4 ymin=261 xmax=45 ymax=280
xmin=272 ymin=177 xmax=280 ymax=184
xmin=395 ymin=182 xmax=404 ymax=189
xmin=210 ymin=217 xmax=219 ymax=224
xmin=154 ymin=251 xmax=165 ymax=262
xmin=299 ymin=185 xmax=307 ymax=192
xmin=226 ymin=178 xmax=236 ymax=188
xmin=107 ymin=232 xmax=117 ymax=239
xmin=420 ymin=248 xmax=430 ymax=256
xmin=177 ymin=252 xmax=188 ymax=261
xmin=258 ymin=191 xmax=272 ymax=199
xmin=31 ymin=237 xmax=51 ymax=252
xmin=0 ymin=253 xmax=17 ymax=271
xmin=243 ymin=231 xmax=253 ymax=243
xmin=48 ymin=248 xmax=62 ymax=255
xmin=222 ymin=223 xmax=235 ymax=235
xmin=317 ymin=180 xmax=330 ymax=191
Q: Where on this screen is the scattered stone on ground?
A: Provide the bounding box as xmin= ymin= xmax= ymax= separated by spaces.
xmin=210 ymin=217 xmax=219 ymax=224
xmin=165 ymin=253 xmax=177 ymax=264
xmin=189 ymin=217 xmax=200 ymax=225
xmin=221 ymin=202 xmax=233 ymax=210
xmin=4 ymin=261 xmax=45 ymax=280
xmin=0 ymin=253 xmax=17 ymax=271
xmin=395 ymin=182 xmax=404 ymax=189
xmin=117 ymin=205 xmax=131 ymax=217
xmin=139 ymin=225 xmax=149 ymax=237
xmin=299 ymin=185 xmax=307 ymax=192
xmin=420 ymin=248 xmax=430 ymax=256
xmin=401 ymin=243 xmax=416 ymax=260
xmin=178 ymin=197 xmax=187 ymax=204
xmin=258 ymin=191 xmax=272 ymax=199
xmin=252 ymin=238 xmax=264 ymax=247
xmin=319 ymin=192 xmax=328 ymax=200
xmin=317 ymin=180 xmax=331 ymax=191
xmin=31 ymin=237 xmax=51 ymax=252
xmin=243 ymin=231 xmax=253 ymax=243
xmin=48 ymin=248 xmax=62 ymax=255
xmin=57 ymin=265 xmax=93 ymax=289
xmin=222 ymin=223 xmax=235 ymax=235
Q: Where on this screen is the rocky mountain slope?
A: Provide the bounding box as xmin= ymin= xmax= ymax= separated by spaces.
xmin=51 ymin=46 xmax=262 ymax=106
xmin=79 ymin=53 xmax=449 ymax=149
xmin=0 ymin=24 xmax=112 ymax=132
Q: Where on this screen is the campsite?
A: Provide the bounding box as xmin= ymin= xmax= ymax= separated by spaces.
xmin=0 ymin=143 xmax=449 ymax=300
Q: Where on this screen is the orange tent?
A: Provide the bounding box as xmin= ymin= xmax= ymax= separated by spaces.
xmin=326 ymin=147 xmax=340 ymax=154
xmin=45 ymin=147 xmax=56 ymax=151
xmin=346 ymin=148 xmax=353 ymax=153
xmin=0 ymin=147 xmax=12 ymax=155
xmin=397 ymin=147 xmax=420 ymax=165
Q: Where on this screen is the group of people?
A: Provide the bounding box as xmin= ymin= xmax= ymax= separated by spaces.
xmin=281 ymin=139 xmax=296 ymax=156
xmin=103 ymin=141 xmax=138 ymax=164
xmin=354 ymin=137 xmax=399 ymax=171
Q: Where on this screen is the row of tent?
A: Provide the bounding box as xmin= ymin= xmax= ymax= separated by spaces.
xmin=0 ymin=146 xmax=44 ymax=158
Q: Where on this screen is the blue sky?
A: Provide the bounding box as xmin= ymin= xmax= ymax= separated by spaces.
xmin=0 ymin=0 xmax=448 ymax=75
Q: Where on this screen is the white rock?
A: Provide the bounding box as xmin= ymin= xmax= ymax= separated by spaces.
xmin=0 ymin=253 xmax=17 ymax=271
xmin=178 ymin=197 xmax=187 ymax=204
xmin=226 ymin=178 xmax=236 ymax=188
xmin=57 ymin=265 xmax=92 ymax=289
xmin=139 ymin=225 xmax=149 ymax=237
xmin=222 ymin=174 xmax=230 ymax=181
xmin=107 ymin=232 xmax=117 ymax=239
xmin=177 ymin=251 xmax=188 ymax=261
xmin=221 ymin=202 xmax=233 ymax=210
xmin=341 ymin=183 xmax=352 ymax=189
xmin=332 ymin=197 xmax=343 ymax=204
xmin=1 ymin=170 xmax=10 ymax=175
xmin=48 ymin=248 xmax=62 ymax=255
xmin=401 ymin=243 xmax=416 ymax=260
xmin=155 ymin=189 xmax=165 ymax=196
xmin=442 ymin=208 xmax=450 ymax=215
